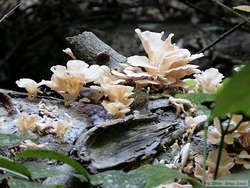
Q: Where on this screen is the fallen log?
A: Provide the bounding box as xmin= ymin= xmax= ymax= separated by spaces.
xmin=0 ymin=32 xmax=186 ymax=186
xmin=0 ymin=88 xmax=184 ymax=173
xmin=66 ymin=31 xmax=127 ymax=70
xmin=75 ymin=112 xmax=183 ymax=172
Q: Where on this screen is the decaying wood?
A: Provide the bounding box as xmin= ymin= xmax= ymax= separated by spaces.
xmin=0 ymin=89 xmax=88 ymax=154
xmin=0 ymin=88 xmax=184 ymax=173
xmin=0 ymin=92 xmax=16 ymax=114
xmin=71 ymin=102 xmax=112 ymax=128
xmin=0 ymin=32 xmax=186 ymax=183
xmin=75 ymin=112 xmax=183 ymax=172
xmin=66 ymin=31 xmax=127 ymax=70
xmin=65 ymin=32 xmax=186 ymax=172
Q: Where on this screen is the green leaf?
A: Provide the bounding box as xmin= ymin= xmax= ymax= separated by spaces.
xmin=24 ymin=162 xmax=66 ymax=179
xmin=212 ymin=63 xmax=250 ymax=117
xmin=216 ymin=168 xmax=250 ymax=187
xmin=91 ymin=164 xmax=202 ymax=188
xmin=175 ymin=93 xmax=215 ymax=105
xmin=0 ymin=134 xmax=24 ymax=147
xmin=233 ymin=5 xmax=250 ymax=12
xmin=92 ymin=170 xmax=145 ymax=188
xmin=133 ymin=165 xmax=182 ymax=188
xmin=72 ymin=173 xmax=91 ymax=183
xmin=219 ymin=168 xmax=250 ymax=181
xmin=17 ymin=150 xmax=90 ymax=182
xmin=0 ymin=155 xmax=31 ymax=179
xmin=197 ymin=106 xmax=211 ymax=117
xmin=6 ymin=177 xmax=60 ymax=188
xmin=183 ymin=79 xmax=198 ymax=87
xmin=0 ymin=134 xmax=37 ymax=147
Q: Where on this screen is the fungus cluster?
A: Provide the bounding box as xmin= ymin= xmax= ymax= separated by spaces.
xmin=15 ymin=101 xmax=73 ymax=140
xmin=16 ymin=28 xmax=224 ymax=120
xmin=184 ymin=68 xmax=224 ymax=93
xmin=113 ymin=29 xmax=203 ymax=88
xmin=14 ymin=28 xmax=245 ymax=184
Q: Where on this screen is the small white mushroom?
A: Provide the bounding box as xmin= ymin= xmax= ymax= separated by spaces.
xmin=62 ymin=48 xmax=76 ymax=59
xmin=16 ymin=78 xmax=42 ymax=100
xmin=180 ymin=143 xmax=191 ymax=167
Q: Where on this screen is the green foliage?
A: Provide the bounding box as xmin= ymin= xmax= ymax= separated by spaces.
xmin=91 ymin=164 xmax=202 ymax=188
xmin=183 ymin=79 xmax=198 ymax=87
xmin=220 ymin=168 xmax=250 ymax=181
xmin=205 ymin=170 xmax=250 ymax=188
xmin=0 ymin=134 xmax=26 ymax=147
xmin=17 ymin=150 xmax=90 ymax=182
xmin=212 ymin=63 xmax=250 ymax=117
xmin=133 ymin=165 xmax=182 ymax=188
xmin=233 ymin=5 xmax=250 ymax=12
xmin=197 ymin=106 xmax=211 ymax=117
xmin=175 ymin=93 xmax=215 ymax=105
xmin=5 ymin=177 xmax=61 ymax=188
xmin=24 ymin=162 xmax=66 ymax=179
xmin=92 ymin=170 xmax=145 ymax=188
xmin=0 ymin=155 xmax=31 ymax=179
xmin=0 ymin=158 xmax=76 ymax=187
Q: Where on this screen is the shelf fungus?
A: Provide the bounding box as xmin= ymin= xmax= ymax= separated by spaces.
xmin=185 ymin=68 xmax=224 ymax=93
xmin=100 ymin=84 xmax=134 ymax=118
xmin=114 ymin=28 xmax=203 ymax=87
xmin=16 ymin=78 xmax=42 ymax=100
xmin=193 ymin=68 xmax=224 ymax=93
xmin=40 ymin=59 xmax=125 ymax=108
xmin=84 ymin=64 xmax=124 ymax=85
xmin=15 ymin=29 xmax=207 ymax=118
xmin=41 ymin=60 xmax=89 ymax=104
xmin=54 ymin=117 xmax=72 ymax=139
xmin=16 ymin=114 xmax=38 ymax=135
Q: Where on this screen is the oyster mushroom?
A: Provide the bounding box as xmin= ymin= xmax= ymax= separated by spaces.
xmin=116 ymin=28 xmax=203 ymax=87
xmin=193 ymin=68 xmax=224 ymax=93
xmin=16 ymin=78 xmax=42 ymax=100
xmin=16 ymin=114 xmax=37 ymax=135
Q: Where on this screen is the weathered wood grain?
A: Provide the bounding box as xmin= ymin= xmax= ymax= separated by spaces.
xmin=75 ymin=112 xmax=183 ymax=172
xmin=66 ymin=31 xmax=127 ymax=70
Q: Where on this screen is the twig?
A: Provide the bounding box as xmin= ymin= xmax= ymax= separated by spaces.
xmin=226 ymin=119 xmax=243 ymax=134
xmin=213 ymin=115 xmax=232 ymax=179
xmin=213 ymin=132 xmax=225 ymax=179
xmin=0 ymin=2 xmax=22 ymax=23
xmin=202 ymin=121 xmax=208 ymax=186
xmin=198 ymin=20 xmax=246 ymax=53
xmin=211 ymin=0 xmax=250 ymax=24
xmin=180 ymin=0 xmax=230 ymax=24
xmin=196 ymin=0 xmax=250 ymax=53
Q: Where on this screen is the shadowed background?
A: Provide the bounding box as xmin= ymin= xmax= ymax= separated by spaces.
xmin=0 ymin=0 xmax=249 ymax=90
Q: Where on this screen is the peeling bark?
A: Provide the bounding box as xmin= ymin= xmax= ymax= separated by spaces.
xmin=0 ymin=88 xmax=184 ymax=174
xmin=75 ymin=112 xmax=183 ymax=172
